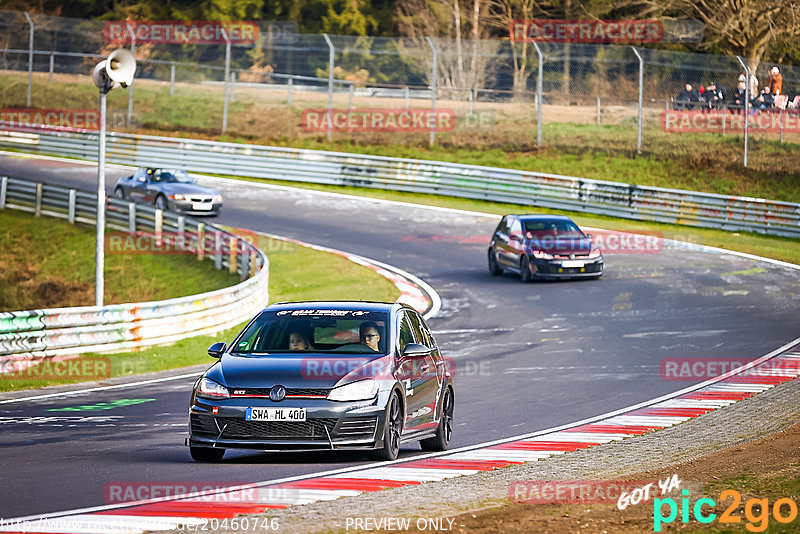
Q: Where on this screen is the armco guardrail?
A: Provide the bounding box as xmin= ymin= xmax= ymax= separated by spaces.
xmin=0 ymin=176 xmax=269 ymax=367
xmin=1 ymin=126 xmax=799 ymax=237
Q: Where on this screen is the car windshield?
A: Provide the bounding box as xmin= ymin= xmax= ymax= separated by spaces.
xmin=152 ymin=169 xmax=192 ymax=183
xmin=231 ymin=310 xmax=389 ymax=355
xmin=524 ymin=220 xmax=585 ymax=238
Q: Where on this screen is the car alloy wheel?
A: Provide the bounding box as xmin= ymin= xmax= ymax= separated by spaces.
xmin=520 ymin=255 xmax=533 ymax=283
xmin=113 ymin=187 xmax=126 ymax=200
xmin=420 ymin=387 xmax=453 ymax=451
xmin=488 ymin=249 xmax=502 ymax=276
xmin=375 ymin=393 xmax=402 ymax=460
xmin=155 ymin=195 xmax=167 ymax=211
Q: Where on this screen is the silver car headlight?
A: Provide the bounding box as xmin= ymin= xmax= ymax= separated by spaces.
xmin=327 ymin=379 xmax=378 ymax=402
xmin=196 ymin=377 xmax=230 ymax=399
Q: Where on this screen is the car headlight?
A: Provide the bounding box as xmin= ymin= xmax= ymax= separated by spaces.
xmin=327 ymin=379 xmax=378 ymax=402
xmin=589 ymin=247 xmax=602 ymax=259
xmin=530 ymin=249 xmax=554 ymax=260
xmin=196 ymin=377 xmax=229 ymax=399
xmin=213 ymin=195 xmax=223 ymax=203
xmin=170 ymin=193 xmax=186 ymax=201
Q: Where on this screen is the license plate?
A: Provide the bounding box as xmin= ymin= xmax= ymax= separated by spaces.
xmin=561 ymin=260 xmax=585 ymax=268
xmin=245 ymin=407 xmax=306 ymax=422
xmin=193 ymin=203 xmax=213 ymax=211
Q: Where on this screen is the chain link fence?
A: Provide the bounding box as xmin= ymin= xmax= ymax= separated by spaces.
xmin=1 ymin=9 xmax=799 ymax=164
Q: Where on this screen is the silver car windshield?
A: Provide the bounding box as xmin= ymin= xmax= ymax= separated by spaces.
xmin=153 ymin=169 xmax=192 ymax=183
xmin=231 ymin=310 xmax=389 ymax=355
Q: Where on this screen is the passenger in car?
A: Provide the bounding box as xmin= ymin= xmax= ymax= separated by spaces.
xmin=288 ymin=330 xmax=311 ymax=351
xmin=359 ymin=321 xmax=381 ymax=352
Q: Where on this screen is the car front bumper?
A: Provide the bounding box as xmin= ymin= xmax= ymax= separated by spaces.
xmin=188 ymin=396 xmax=388 ymax=451
xmin=530 ymin=257 xmax=603 ymax=278
xmin=169 ymin=199 xmax=223 ymax=215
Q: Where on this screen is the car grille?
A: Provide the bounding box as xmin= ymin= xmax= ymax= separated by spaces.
xmin=230 ymin=388 xmax=330 ymax=397
xmin=192 ymin=414 xmax=337 ymax=440
xmin=188 ymin=195 xmax=213 ymax=203
xmin=334 ymin=416 xmax=378 ymax=441
xmin=537 ymin=262 xmax=602 ymax=274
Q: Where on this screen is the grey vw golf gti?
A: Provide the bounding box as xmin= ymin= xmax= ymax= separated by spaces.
xmin=188 ymin=301 xmax=454 ymax=462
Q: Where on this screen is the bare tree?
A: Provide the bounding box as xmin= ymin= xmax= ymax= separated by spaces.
xmin=397 ymin=0 xmax=497 ymax=97
xmin=486 ymin=0 xmax=537 ymax=98
xmin=659 ymin=0 xmax=800 ymax=72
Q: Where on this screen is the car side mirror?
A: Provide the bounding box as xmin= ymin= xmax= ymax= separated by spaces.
xmin=585 ymin=233 xmax=593 ymax=239
xmin=402 ymin=343 xmax=432 ymax=358
xmin=208 ymin=342 xmax=226 ymax=358
xmin=137 ymin=176 xmax=146 ymax=182
xmin=509 ymin=234 xmax=522 ymax=242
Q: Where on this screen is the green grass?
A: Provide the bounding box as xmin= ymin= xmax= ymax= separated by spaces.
xmin=0 ymin=209 xmax=239 ymax=310
xmin=0 ymin=235 xmax=400 ymax=392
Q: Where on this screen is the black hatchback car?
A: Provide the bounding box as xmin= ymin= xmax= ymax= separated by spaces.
xmin=488 ymin=215 xmax=603 ymax=282
xmin=113 ymin=168 xmax=223 ymax=215
xmin=188 ymin=301 xmax=454 ymax=462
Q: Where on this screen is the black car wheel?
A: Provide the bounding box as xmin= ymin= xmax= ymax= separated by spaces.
xmin=488 ymin=249 xmax=503 ymax=276
xmin=520 ymin=256 xmax=533 ymax=283
xmin=113 ymin=187 xmax=126 ymax=200
xmin=154 ymin=194 xmax=168 ymax=211
xmin=190 ymin=446 xmax=225 ymax=462
xmin=420 ymin=387 xmax=453 ymax=451
xmin=374 ymin=392 xmax=402 ymax=461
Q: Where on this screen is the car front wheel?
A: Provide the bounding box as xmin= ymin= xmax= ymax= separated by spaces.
xmin=154 ymin=195 xmax=168 ymax=211
xmin=420 ymin=387 xmax=453 ymax=451
xmin=113 ymin=187 xmax=126 ymax=200
xmin=373 ymin=393 xmax=402 ymax=461
xmin=520 ymin=256 xmax=533 ymax=283
xmin=488 ymin=248 xmax=503 ymax=276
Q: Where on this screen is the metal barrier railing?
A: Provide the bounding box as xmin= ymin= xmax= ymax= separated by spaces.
xmin=0 ymin=176 xmax=270 ymax=365
xmin=2 ymin=126 xmax=798 ymax=237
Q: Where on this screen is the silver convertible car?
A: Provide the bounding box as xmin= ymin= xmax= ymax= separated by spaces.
xmin=187 ymin=301 xmax=455 ymax=462
xmin=113 ymin=168 xmax=223 ymax=216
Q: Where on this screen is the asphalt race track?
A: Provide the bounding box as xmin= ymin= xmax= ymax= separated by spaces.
xmin=1 ymin=153 xmax=798 ymax=518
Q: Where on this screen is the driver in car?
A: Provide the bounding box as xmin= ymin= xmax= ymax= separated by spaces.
xmin=359 ymin=321 xmax=381 ymax=352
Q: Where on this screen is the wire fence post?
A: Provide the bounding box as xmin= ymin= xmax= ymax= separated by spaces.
xmin=169 ymin=62 xmax=175 ymax=96
xmin=631 ymin=46 xmax=643 ymax=153
xmin=468 ymin=88 xmax=473 ymax=117
xmin=23 ymin=12 xmax=33 ymax=107
xmin=323 ymin=33 xmax=334 ymax=142
xmin=287 ymin=77 xmax=292 ymax=106
xmin=221 ymin=28 xmax=231 ymax=134
xmin=736 ymin=56 xmax=749 ymax=167
xmin=404 ymin=85 xmax=409 ymax=111
xmin=596 ymin=97 xmax=600 ymax=126
xmin=125 ymin=23 xmax=135 ymax=128
xmin=230 ymin=71 xmax=236 ymax=102
xmin=96 ymin=90 xmax=107 ymax=307
xmin=532 ymin=41 xmax=543 ymax=147
xmin=426 ymin=37 xmax=437 ymax=146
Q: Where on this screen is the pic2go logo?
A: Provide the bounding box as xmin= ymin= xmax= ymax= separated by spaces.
xmin=654 ymin=489 xmax=799 ymax=532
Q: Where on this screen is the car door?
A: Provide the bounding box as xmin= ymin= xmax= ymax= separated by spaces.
xmin=410 ymin=310 xmax=444 ymax=431
xmin=492 ymin=216 xmax=512 ymax=268
xmin=395 ymin=311 xmax=436 ymax=434
xmin=497 ymin=216 xmax=523 ymax=267
xmin=127 ymin=169 xmax=149 ymax=203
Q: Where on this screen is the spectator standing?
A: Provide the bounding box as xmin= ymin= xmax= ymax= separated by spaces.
xmin=674 ymin=83 xmax=700 ymax=110
xmin=768 ymin=67 xmax=783 ymax=96
xmin=705 ymin=81 xmax=725 ymax=110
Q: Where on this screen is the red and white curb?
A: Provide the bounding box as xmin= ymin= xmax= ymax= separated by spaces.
xmin=253 ymin=231 xmax=441 ymax=319
xmin=5 ymin=339 xmax=799 ymax=534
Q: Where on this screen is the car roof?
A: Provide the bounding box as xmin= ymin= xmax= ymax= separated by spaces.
xmin=513 ymin=214 xmax=574 ymax=222
xmin=264 ymin=301 xmax=399 ymax=314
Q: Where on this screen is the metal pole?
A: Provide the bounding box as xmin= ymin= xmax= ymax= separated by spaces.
xmin=532 ymin=41 xmax=543 ymax=147
xmin=323 ymin=33 xmax=334 ymax=142
xmin=426 ymin=37 xmax=437 ymax=146
xmin=631 ymin=46 xmax=643 ymax=153
xmin=231 ymin=71 xmax=236 ymax=102
xmin=348 ymin=83 xmax=354 ymax=111
xmin=468 ymin=88 xmax=473 ymax=117
xmin=404 ymin=86 xmax=409 ymax=111
xmin=780 ymin=109 xmax=784 ymax=143
xmin=596 ymin=96 xmax=600 ymax=126
xmin=287 ymin=77 xmax=293 ymax=106
xmin=24 ymin=12 xmax=33 ymax=107
xmin=222 ymin=28 xmax=231 ymax=134
xmin=169 ymin=63 xmax=175 ymax=96
xmin=126 ymin=23 xmax=135 ymax=128
xmin=736 ymin=56 xmax=749 ymax=167
xmin=95 ymin=91 xmax=107 ymax=307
